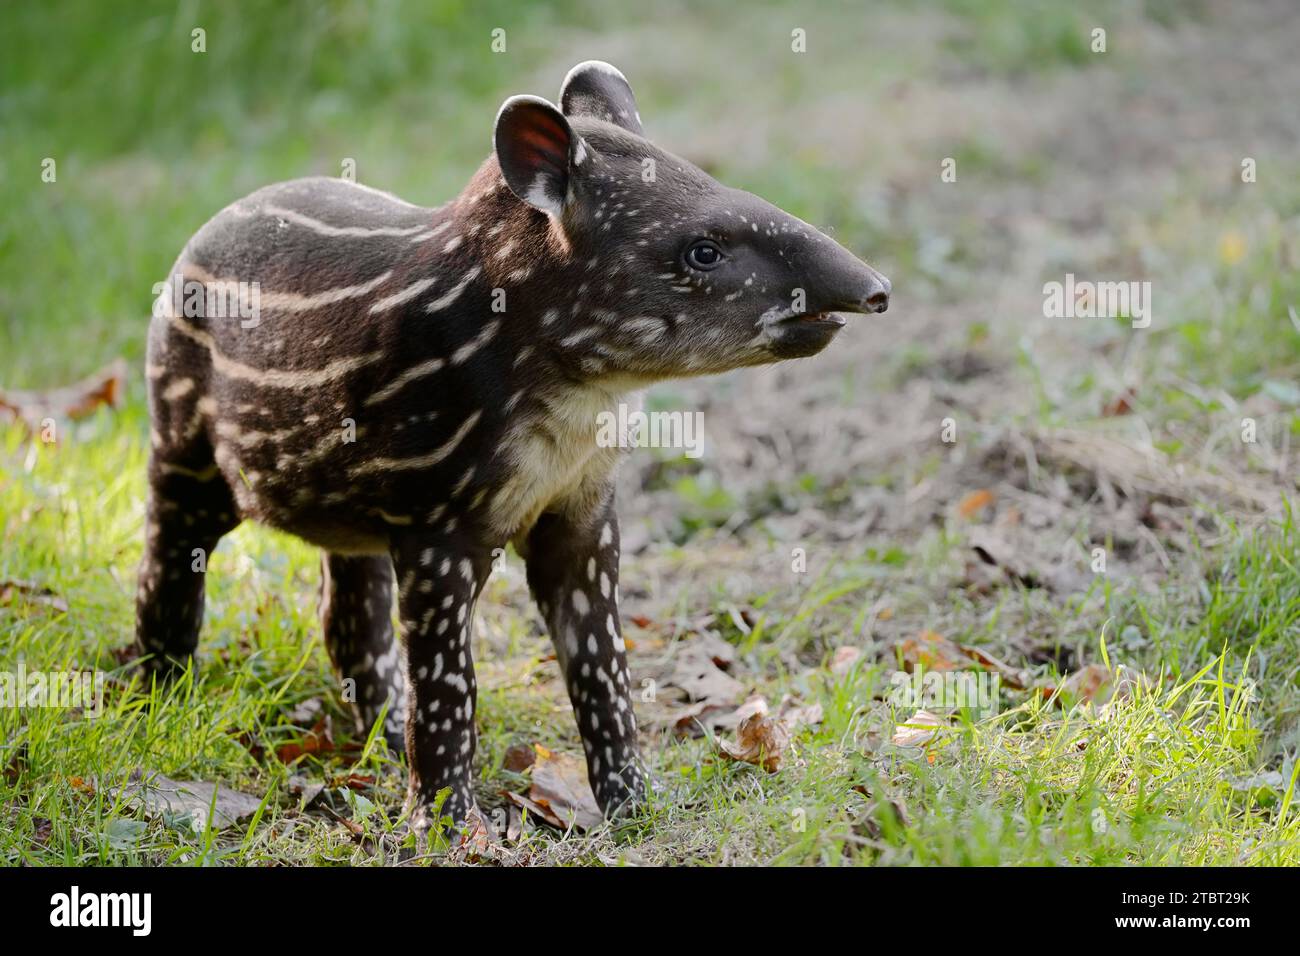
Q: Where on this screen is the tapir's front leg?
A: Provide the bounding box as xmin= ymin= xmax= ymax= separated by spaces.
xmin=524 ymin=494 xmax=646 ymax=816
xmin=390 ymin=534 xmax=493 ymax=833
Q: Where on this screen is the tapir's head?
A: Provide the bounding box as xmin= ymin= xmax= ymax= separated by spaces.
xmin=488 ymin=61 xmax=891 ymax=381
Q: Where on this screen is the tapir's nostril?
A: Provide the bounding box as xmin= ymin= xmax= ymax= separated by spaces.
xmin=862 ymin=273 xmax=891 ymax=313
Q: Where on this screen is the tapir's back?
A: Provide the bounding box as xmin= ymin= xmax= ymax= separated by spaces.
xmin=146 ymin=175 xmax=502 ymax=552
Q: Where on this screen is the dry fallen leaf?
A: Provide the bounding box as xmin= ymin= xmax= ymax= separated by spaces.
xmin=777 ymin=695 xmax=824 ymax=730
xmin=108 ymin=770 xmax=262 ymax=830
xmin=0 ymin=359 xmax=127 ymax=436
xmin=505 ymin=802 xmax=524 ymax=842
xmin=286 ymin=775 xmax=325 ymax=808
xmin=275 ymin=715 xmax=334 ymax=763
xmin=957 ymin=488 xmax=996 ymax=519
xmin=900 ymin=630 xmax=1028 ymax=690
xmin=717 ymin=696 xmax=792 ymax=772
xmin=890 ymin=709 xmax=948 ymax=748
xmin=664 ymin=698 xmax=734 ymax=738
xmin=502 ymin=742 xmax=538 ymax=774
xmin=450 ymin=808 xmax=495 ymax=859
xmin=830 ymin=645 xmax=861 ymax=676
xmin=967 ymin=527 xmax=1091 ymax=594
xmin=900 ymin=630 xmax=967 ymax=672
xmin=505 ymin=791 xmax=563 ymax=829
xmin=669 ymin=641 xmax=745 ymax=706
xmin=1046 ymin=663 xmax=1149 ymax=706
xmin=955 ymin=643 xmax=1029 ymax=690
xmin=328 ymin=773 xmax=374 ymax=792
xmin=506 ymin=749 xmax=603 ymax=831
xmin=1102 ymin=388 xmax=1137 ymax=417
xmin=0 ymin=579 xmax=69 ymax=613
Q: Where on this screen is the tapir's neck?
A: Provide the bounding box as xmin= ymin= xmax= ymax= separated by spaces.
xmin=448 ymin=161 xmax=576 ymax=289
xmin=404 ymin=160 xmax=646 ymax=392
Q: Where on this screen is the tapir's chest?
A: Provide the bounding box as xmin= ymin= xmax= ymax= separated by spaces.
xmin=488 ymin=387 xmax=638 ymax=543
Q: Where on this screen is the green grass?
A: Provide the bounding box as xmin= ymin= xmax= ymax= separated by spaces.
xmin=3 ymin=406 xmax=1297 ymax=863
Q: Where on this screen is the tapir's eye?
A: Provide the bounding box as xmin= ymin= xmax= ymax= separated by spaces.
xmin=684 ymin=239 xmax=724 ymax=271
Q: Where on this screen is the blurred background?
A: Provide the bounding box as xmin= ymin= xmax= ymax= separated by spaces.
xmin=5 ymin=0 xmax=1294 ymax=584
xmin=2 ymin=1 xmax=1299 ymax=864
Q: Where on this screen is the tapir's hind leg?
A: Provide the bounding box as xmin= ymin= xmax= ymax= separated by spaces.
xmin=319 ymin=553 xmax=406 ymax=751
xmin=135 ymin=450 xmax=239 ymax=676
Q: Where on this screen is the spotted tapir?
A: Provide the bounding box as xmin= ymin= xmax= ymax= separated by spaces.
xmin=138 ymin=60 xmax=891 ymax=833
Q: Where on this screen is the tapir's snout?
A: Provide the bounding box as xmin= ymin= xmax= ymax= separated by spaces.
xmin=855 ymin=267 xmax=891 ymax=314
xmin=810 ymin=239 xmax=891 ymax=316
xmin=865 ymin=268 xmax=892 ymax=313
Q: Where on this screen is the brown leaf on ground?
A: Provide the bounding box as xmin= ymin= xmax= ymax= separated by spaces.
xmin=231 ymin=729 xmax=266 ymax=762
xmin=686 ymin=692 xmax=823 ymax=743
xmin=900 ymin=629 xmax=1028 ymax=690
xmin=502 ymin=743 xmax=538 ymax=774
xmin=68 ymin=775 xmax=96 ymax=795
xmin=669 ymin=641 xmax=745 ymax=706
xmin=830 ymin=645 xmax=861 ymax=676
xmin=890 ymin=709 xmax=948 ymax=748
xmin=275 ymin=715 xmax=334 ymax=763
xmin=450 ymin=808 xmax=495 ymax=860
xmin=687 ymin=630 xmax=738 ymax=669
xmin=777 ymin=695 xmax=824 ymax=730
xmin=664 ymin=698 xmax=734 ymax=738
xmin=1047 ymin=663 xmax=1108 ymax=704
xmin=0 ymin=359 xmax=127 ymax=435
xmin=287 ymin=775 xmax=325 ymax=807
xmin=956 ymin=644 xmax=1029 ymax=690
xmin=899 ymin=630 xmax=967 ymax=671
xmin=0 ymin=579 xmax=69 ymax=613
xmin=957 ymin=488 xmax=995 ymax=519
xmin=507 ymin=749 xmax=603 ymax=831
xmin=108 ymin=770 xmax=262 ymax=830
xmin=966 ymin=527 xmax=1091 ymax=595
xmin=716 ymin=695 xmax=792 ymax=772
xmin=505 ymin=791 xmax=564 ymax=829
xmin=1102 ymin=389 xmax=1137 ymax=417
xmin=505 ymin=802 xmax=524 ymax=842
xmin=1043 ymin=663 xmax=1149 ymax=706
xmin=328 ymin=773 xmax=374 ymax=791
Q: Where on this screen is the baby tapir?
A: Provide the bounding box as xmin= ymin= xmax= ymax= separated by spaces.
xmin=138 ymin=61 xmax=890 ymax=833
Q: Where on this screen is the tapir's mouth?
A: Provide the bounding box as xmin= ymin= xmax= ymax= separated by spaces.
xmin=762 ymin=308 xmax=849 ymax=360
xmin=779 ymin=311 xmax=847 ymax=328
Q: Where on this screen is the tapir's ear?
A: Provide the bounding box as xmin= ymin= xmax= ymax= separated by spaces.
xmin=494 ymin=95 xmax=584 ymax=217
xmin=559 ymin=60 xmax=643 ymax=135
